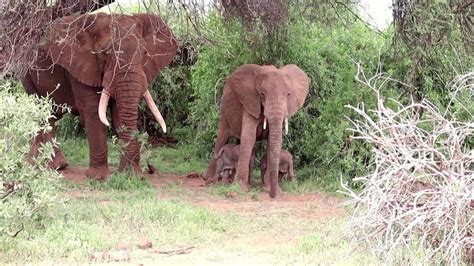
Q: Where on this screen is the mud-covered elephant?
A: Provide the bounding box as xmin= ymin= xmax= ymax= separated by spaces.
xmin=22 ymin=13 xmax=178 ymax=179
xmin=204 ymin=64 xmax=309 ymax=197
xmin=260 ymin=149 xmax=295 ymax=185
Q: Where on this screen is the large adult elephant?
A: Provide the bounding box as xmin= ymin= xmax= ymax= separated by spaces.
xmin=22 ymin=13 xmax=178 ymax=179
xmin=204 ymin=64 xmax=309 ymax=197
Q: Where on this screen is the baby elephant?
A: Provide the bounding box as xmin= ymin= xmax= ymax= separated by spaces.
xmin=215 ymin=144 xmax=255 ymax=184
xmin=260 ymin=149 xmax=295 ymax=185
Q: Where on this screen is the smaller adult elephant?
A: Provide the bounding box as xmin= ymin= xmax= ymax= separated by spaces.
xmin=23 ymin=13 xmax=178 ymax=179
xmin=204 ymin=64 xmax=309 ymax=197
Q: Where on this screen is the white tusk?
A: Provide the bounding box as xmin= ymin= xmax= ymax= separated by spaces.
xmin=98 ymin=90 xmax=110 ymax=127
xmin=284 ymin=117 xmax=288 ymax=135
xmin=263 ymin=117 xmax=267 ymax=130
xmin=143 ymin=90 xmax=167 ymax=133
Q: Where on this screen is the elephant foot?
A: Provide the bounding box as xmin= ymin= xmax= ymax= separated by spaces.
xmin=86 ymin=166 xmax=110 ymax=181
xmin=203 ymin=171 xmax=213 ymax=181
xmin=47 ymin=154 xmax=69 ymax=170
xmin=119 ymin=158 xmax=141 ymax=172
xmin=240 ymin=181 xmax=249 ymax=192
xmin=248 ymin=178 xmax=258 ymax=187
xmin=263 ymin=184 xmax=271 ymax=193
xmin=205 ymin=177 xmax=218 ymax=186
xmin=263 ymin=184 xmax=282 ymax=195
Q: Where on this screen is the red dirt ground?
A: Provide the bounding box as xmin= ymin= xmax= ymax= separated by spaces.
xmin=60 ymin=166 xmax=345 ymax=221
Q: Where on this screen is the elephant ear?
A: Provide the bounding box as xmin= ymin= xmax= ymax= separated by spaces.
xmin=280 ymin=64 xmax=310 ymax=117
xmin=136 ymin=14 xmax=179 ymax=84
xmin=227 ymin=64 xmax=262 ymax=119
xmin=47 ymin=14 xmax=103 ymax=87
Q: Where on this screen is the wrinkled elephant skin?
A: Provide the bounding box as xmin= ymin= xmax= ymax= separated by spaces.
xmin=204 ymin=64 xmax=309 ymax=198
xmin=22 ymin=13 xmax=178 ymax=179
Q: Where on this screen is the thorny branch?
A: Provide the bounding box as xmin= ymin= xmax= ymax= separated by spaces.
xmin=341 ymin=63 xmax=473 ymax=265
xmin=0 ymin=0 xmax=212 ymax=78
xmin=0 ymin=0 xmax=117 ymax=77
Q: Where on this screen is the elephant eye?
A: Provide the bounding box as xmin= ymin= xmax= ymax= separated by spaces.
xmin=287 ymin=91 xmax=292 ymax=97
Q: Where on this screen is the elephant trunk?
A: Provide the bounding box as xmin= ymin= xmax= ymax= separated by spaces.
xmin=99 ymin=89 xmax=166 ymax=133
xmin=267 ymin=116 xmax=284 ymax=198
xmin=114 ymin=87 xmax=142 ymax=171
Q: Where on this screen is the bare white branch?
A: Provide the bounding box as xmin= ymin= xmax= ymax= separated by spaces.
xmin=342 ymin=65 xmax=473 ymax=265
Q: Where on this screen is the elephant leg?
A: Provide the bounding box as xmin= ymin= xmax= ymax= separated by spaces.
xmin=260 ymin=155 xmax=266 ymax=186
xmin=27 ymin=123 xmax=67 ymax=171
xmin=248 ymin=148 xmax=256 ymax=185
xmin=70 ymin=81 xmax=109 ymax=180
xmin=110 ymin=100 xmax=141 ymax=175
xmin=44 ymin=118 xmax=68 ymax=170
xmin=264 ymin=157 xmax=271 ymax=191
xmin=22 ymin=75 xmax=68 ymax=170
xmin=27 ymin=118 xmax=67 ymax=170
xmin=204 ymin=119 xmax=230 ymax=183
xmin=236 ymin=112 xmax=258 ymax=192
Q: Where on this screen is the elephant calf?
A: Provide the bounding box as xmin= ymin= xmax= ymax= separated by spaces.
xmin=260 ymin=149 xmax=295 ymax=185
xmin=214 ymin=144 xmax=255 ymax=184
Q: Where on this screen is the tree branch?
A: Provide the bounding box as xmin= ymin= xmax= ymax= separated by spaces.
xmin=52 ymin=0 xmax=116 ymax=19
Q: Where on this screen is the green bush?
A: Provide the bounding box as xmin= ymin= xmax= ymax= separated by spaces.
xmin=143 ymin=63 xmax=195 ymax=139
xmin=0 ymin=81 xmax=62 ymax=236
xmin=189 ymin=15 xmax=393 ymax=188
xmin=189 ymin=14 xmax=254 ymax=153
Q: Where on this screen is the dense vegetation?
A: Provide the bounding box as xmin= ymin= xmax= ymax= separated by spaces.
xmin=0 ymin=82 xmax=63 ymax=237
xmin=141 ymin=2 xmax=472 ymax=191
xmin=1 ymin=1 xmax=472 ymax=264
xmin=44 ymin=1 xmax=472 ymax=191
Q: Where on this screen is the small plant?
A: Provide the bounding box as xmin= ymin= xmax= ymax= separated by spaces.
xmin=0 ymin=82 xmax=63 ymax=237
xmin=87 ymin=171 xmax=151 ymax=191
xmin=208 ymin=182 xmax=243 ymax=198
xmin=111 ymin=127 xmax=153 ymax=173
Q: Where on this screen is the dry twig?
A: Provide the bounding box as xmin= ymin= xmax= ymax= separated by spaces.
xmin=341 ymin=64 xmax=473 ymax=265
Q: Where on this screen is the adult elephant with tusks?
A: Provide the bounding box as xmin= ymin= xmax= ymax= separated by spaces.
xmin=22 ymin=12 xmax=178 ymax=180
xmin=204 ymin=64 xmax=309 ymax=198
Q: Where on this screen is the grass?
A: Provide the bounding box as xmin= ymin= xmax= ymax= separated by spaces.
xmin=0 ymin=136 xmax=382 ymax=264
xmin=59 ymin=136 xmax=342 ymax=194
xmin=207 ymin=181 xmax=262 ymax=200
xmin=0 ymin=175 xmax=375 ymax=265
xmin=0 ymin=187 xmax=234 ymax=264
xmin=148 ymin=144 xmax=207 ymax=175
xmin=60 ymin=137 xmax=208 ymax=175
xmin=280 ymin=220 xmax=380 ymax=265
xmin=86 ymin=171 xmax=152 ymax=191
xmin=60 ymin=137 xmax=90 ymax=167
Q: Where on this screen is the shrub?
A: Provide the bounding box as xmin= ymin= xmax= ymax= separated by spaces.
xmin=189 ymin=14 xmax=254 ymax=154
xmin=280 ymin=20 xmax=389 ymax=188
xmin=342 ymin=68 xmax=473 ymax=265
xmin=189 ymin=14 xmax=390 ymax=188
xmin=0 ymin=82 xmax=63 ymax=237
